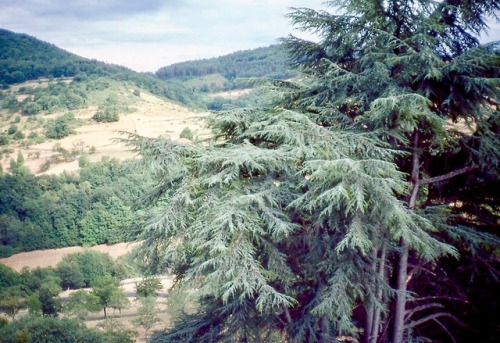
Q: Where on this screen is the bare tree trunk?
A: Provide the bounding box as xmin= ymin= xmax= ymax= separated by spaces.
xmin=370 ymin=246 xmax=386 ymax=343
xmin=364 ymin=248 xmax=378 ymax=343
xmin=392 ymin=239 xmax=409 ymax=343
xmin=392 ymin=131 xmax=420 ymax=343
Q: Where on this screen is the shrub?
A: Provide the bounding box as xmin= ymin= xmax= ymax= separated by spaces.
xmin=135 ymin=277 xmax=163 ymax=298
xmin=7 ymin=125 xmax=17 ymax=135
xmin=92 ymin=109 xmax=119 ymax=123
xmin=13 ymin=130 xmax=25 ymax=140
xmin=179 ymin=127 xmax=194 ymax=140
xmin=0 ymin=134 xmax=9 ymax=146
xmin=45 ymin=113 xmax=75 ymax=139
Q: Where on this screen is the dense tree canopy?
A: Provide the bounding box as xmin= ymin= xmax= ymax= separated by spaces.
xmin=156 ymin=45 xmax=296 ymax=86
xmin=133 ymin=1 xmax=499 ymax=342
xmin=0 ymin=158 xmax=152 ymax=255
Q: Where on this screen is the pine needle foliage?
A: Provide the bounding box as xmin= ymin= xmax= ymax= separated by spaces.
xmin=131 ymin=1 xmax=499 ymax=342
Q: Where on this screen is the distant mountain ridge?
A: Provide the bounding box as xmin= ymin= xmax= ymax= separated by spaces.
xmin=156 ymin=45 xmax=296 ymax=82
xmin=0 ymin=29 xmax=213 ymax=108
xmin=0 ymin=29 xmax=295 ymax=108
xmin=0 ymin=28 xmax=125 ymax=85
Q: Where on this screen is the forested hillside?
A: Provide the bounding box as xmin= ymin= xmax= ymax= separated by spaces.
xmin=0 ymin=158 xmax=151 ymax=256
xmin=156 ymin=45 xmax=296 ymax=91
xmin=0 ymin=29 xmax=206 ymax=108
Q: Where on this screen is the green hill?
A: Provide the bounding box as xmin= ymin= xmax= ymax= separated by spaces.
xmin=0 ymin=29 xmax=207 ymax=108
xmin=155 ymin=44 xmax=296 ymax=92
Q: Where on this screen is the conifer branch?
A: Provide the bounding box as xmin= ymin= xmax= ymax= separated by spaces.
xmin=404 ymin=303 xmax=444 ymax=320
xmin=419 ymin=165 xmax=477 ymax=185
xmin=434 ymin=318 xmax=457 ymax=343
xmin=408 ymin=296 xmax=469 ymax=304
xmin=407 ymin=312 xmax=466 ymax=329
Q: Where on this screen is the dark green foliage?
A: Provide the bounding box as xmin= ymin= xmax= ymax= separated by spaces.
xmin=56 ymin=251 xmax=120 ymax=289
xmin=7 ymin=125 xmax=17 ymax=135
xmin=44 ymin=112 xmax=75 ymax=139
xmin=0 ymin=316 xmax=107 ymax=343
xmin=156 ymin=45 xmax=296 ymax=87
xmin=92 ymin=109 xmax=119 ymax=123
xmin=22 ymin=101 xmax=42 ymax=115
xmin=0 ymin=264 xmax=21 ymax=289
xmin=38 ymin=286 xmax=62 ymax=317
xmin=0 ymin=134 xmax=9 ymax=146
xmin=0 ymin=158 xmax=153 ymax=253
xmin=0 ymin=29 xmax=209 ymax=109
xmin=13 ymin=130 xmax=25 ymax=140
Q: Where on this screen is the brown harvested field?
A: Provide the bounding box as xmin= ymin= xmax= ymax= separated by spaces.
xmin=0 ymin=241 xmax=141 ymax=272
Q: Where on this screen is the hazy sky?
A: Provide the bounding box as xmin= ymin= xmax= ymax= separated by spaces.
xmin=0 ymin=0 xmax=329 ymax=72
xmin=1 ymin=1 xmax=498 ymax=73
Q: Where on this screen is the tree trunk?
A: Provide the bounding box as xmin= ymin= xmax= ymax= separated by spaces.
xmin=392 ymin=131 xmax=420 ymax=343
xmin=392 ymin=239 xmax=409 ymax=343
xmin=370 ymin=246 xmax=386 ymax=343
xmin=364 ymin=248 xmax=377 ymax=343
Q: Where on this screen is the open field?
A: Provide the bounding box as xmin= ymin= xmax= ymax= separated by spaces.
xmin=0 ymin=242 xmax=141 ymax=272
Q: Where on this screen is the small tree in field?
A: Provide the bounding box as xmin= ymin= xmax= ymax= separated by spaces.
xmin=91 ymin=276 xmax=122 ymax=318
xmin=63 ymin=290 xmax=101 ymax=320
xmin=133 ymin=296 xmax=161 ymax=341
xmin=136 ymin=277 xmax=163 ymax=298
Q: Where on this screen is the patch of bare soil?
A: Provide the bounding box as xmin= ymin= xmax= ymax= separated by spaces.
xmin=209 ymin=88 xmax=252 ymax=99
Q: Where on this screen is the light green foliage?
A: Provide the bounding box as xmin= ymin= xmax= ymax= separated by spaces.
xmin=63 ymin=290 xmax=102 ymax=320
xmin=91 ymin=275 xmax=125 ymax=318
xmin=0 ymin=294 xmax=27 ymax=319
xmin=135 ymin=276 xmax=163 ymax=298
xmin=97 ymin=318 xmax=138 ymax=343
xmin=179 ymin=127 xmax=194 ymax=141
xmin=133 ymin=296 xmax=161 ymax=338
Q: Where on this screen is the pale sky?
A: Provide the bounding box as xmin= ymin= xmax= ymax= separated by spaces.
xmin=0 ymin=1 xmax=498 ymax=73
xmin=0 ymin=0 xmax=329 ymax=72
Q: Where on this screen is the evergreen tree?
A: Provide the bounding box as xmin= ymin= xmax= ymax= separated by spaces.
xmin=132 ymin=1 xmax=499 ymax=342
